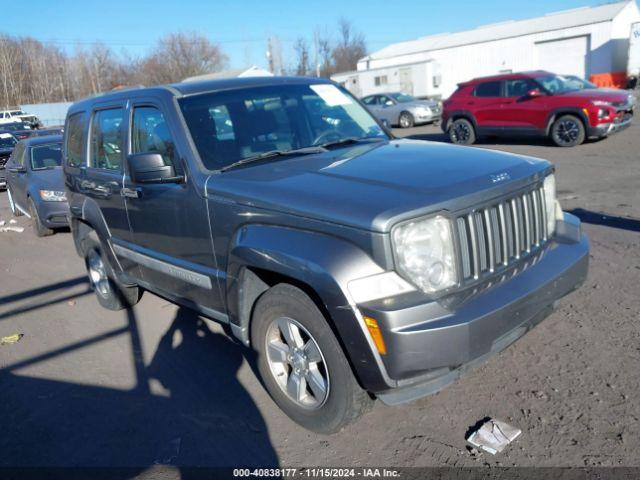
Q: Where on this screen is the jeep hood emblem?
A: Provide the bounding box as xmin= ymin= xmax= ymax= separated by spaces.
xmin=490 ymin=172 xmax=511 ymax=183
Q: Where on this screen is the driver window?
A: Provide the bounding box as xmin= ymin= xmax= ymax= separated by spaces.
xmin=380 ymin=96 xmax=392 ymax=105
xmin=131 ymin=106 xmax=176 ymax=166
xmin=90 ymin=108 xmax=124 ymax=171
xmin=506 ymin=79 xmax=537 ymax=97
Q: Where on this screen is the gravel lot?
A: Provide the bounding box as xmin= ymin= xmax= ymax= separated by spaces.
xmin=0 ymin=121 xmax=638 ymax=474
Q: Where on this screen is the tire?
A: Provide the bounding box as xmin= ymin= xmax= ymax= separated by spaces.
xmin=251 ymin=284 xmax=373 ymax=433
xmin=398 ymin=111 xmax=415 ymax=128
xmin=85 ymin=246 xmax=142 ymax=310
xmin=550 ymin=114 xmax=585 ymax=147
xmin=448 ymin=118 xmax=476 ymax=145
xmin=7 ymin=189 xmax=23 ymax=217
xmin=29 ymin=198 xmax=54 ymax=237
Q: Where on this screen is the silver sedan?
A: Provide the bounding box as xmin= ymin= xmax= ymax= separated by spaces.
xmin=361 ymin=92 xmax=442 ymax=128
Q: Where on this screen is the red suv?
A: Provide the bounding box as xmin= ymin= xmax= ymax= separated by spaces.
xmin=442 ymin=71 xmax=634 ymax=147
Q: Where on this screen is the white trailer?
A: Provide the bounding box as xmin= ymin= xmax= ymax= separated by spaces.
xmin=629 ymin=21 xmax=640 ymax=80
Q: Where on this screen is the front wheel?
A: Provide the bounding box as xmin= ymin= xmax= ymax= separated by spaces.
xmin=85 ymin=247 xmax=142 ymax=310
xmin=551 ymin=115 xmax=585 ymax=147
xmin=398 ymin=111 xmax=415 ymax=128
xmin=29 ymin=198 xmax=54 ymax=237
xmin=251 ymin=284 xmax=373 ymax=433
xmin=449 ymin=118 xmax=476 ymax=145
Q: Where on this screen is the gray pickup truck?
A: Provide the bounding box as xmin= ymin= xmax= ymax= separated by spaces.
xmin=63 ymin=77 xmax=589 ymax=433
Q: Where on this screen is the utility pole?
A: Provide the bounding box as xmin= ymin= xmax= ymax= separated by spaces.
xmin=266 ymin=36 xmax=275 ymax=74
xmin=314 ymin=30 xmax=320 ymax=77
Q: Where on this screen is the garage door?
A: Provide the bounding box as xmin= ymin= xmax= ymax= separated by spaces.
xmin=536 ymin=36 xmax=589 ymax=78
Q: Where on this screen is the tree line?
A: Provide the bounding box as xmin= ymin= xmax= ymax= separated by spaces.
xmin=0 ymin=19 xmax=367 ymax=108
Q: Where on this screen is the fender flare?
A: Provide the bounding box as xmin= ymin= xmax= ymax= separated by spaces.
xmin=69 ymin=196 xmax=123 ymax=276
xmin=226 ymin=223 xmax=392 ymax=391
xmin=444 ymin=110 xmax=478 ymax=131
xmin=545 ymin=108 xmax=590 ymax=136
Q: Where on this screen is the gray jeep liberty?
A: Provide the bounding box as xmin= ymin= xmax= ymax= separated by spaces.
xmin=63 ymin=77 xmax=589 ymax=433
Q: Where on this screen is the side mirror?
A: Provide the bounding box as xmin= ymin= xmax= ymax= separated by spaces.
xmin=384 ymin=100 xmax=394 ymax=106
xmin=8 ymin=165 xmax=26 ymax=173
xmin=527 ymin=89 xmax=543 ymax=97
xmin=127 ymin=153 xmax=182 ymax=184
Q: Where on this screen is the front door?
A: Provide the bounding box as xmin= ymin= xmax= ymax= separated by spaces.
xmin=501 ymin=78 xmax=549 ymax=130
xmin=6 ymin=142 xmax=28 ymax=211
xmin=122 ymin=100 xmax=224 ymax=315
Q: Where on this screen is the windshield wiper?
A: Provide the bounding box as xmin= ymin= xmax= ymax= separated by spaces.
xmin=220 ymin=146 xmax=327 ymax=172
xmin=317 ymin=136 xmax=386 ymax=150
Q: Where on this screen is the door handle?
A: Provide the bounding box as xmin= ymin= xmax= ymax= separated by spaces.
xmin=121 ymin=187 xmax=141 ymax=199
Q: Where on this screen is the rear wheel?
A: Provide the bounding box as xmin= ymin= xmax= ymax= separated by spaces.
xmin=251 ymin=284 xmax=372 ymax=433
xmin=85 ymin=247 xmax=141 ymax=310
xmin=29 ymin=198 xmax=54 ymax=237
xmin=398 ymin=111 xmax=415 ymax=128
xmin=551 ymin=115 xmax=585 ymax=147
xmin=7 ymin=189 xmax=23 ymax=217
xmin=449 ymin=118 xmax=476 ymax=145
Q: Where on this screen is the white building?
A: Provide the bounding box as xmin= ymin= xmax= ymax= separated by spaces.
xmin=182 ymin=66 xmax=273 ymax=83
xmin=332 ymin=1 xmax=640 ymax=99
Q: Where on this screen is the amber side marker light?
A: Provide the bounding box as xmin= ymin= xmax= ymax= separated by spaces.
xmin=363 ymin=316 xmax=387 ymax=355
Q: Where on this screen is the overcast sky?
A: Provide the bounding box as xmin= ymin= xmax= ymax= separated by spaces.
xmin=2 ymin=0 xmax=630 ymax=69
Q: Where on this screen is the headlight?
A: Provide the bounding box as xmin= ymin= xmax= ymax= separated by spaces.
xmin=542 ymin=174 xmax=558 ymax=236
xmin=392 ymin=215 xmax=457 ymax=294
xmin=591 ymin=100 xmax=611 ymax=107
xmin=39 ymin=190 xmax=67 ymax=202
xmin=415 ymin=106 xmax=431 ymax=116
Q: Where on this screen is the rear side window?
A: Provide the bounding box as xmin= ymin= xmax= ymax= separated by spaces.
xmin=131 ymin=106 xmax=176 ymax=166
xmin=65 ymin=112 xmax=85 ymax=167
xmin=90 ymin=108 xmax=124 ymax=171
xmin=474 ymin=81 xmax=502 ymax=97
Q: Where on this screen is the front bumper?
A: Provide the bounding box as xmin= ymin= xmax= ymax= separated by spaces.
xmin=37 ymin=201 xmax=70 ymax=228
xmin=359 ymin=213 xmax=589 ymax=404
xmin=588 ymin=111 xmax=633 ymax=138
xmin=415 ymin=111 xmax=442 ymax=124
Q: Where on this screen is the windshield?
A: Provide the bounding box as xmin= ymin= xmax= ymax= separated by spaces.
xmin=179 ymin=83 xmax=387 ymax=171
xmin=31 ymin=143 xmax=62 ymax=170
xmin=565 ymin=76 xmax=597 ymax=90
xmin=535 ymin=74 xmax=584 ymax=94
xmin=388 ymin=93 xmax=416 ymax=103
xmin=0 ymin=134 xmax=16 ymax=147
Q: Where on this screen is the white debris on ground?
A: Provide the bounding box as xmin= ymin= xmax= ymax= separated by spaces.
xmin=0 ymin=226 xmax=24 ymax=233
xmin=467 ymin=418 xmax=522 ymax=455
xmin=9 ymin=219 xmax=17 ymax=224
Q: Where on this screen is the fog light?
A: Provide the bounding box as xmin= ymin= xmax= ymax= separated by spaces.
xmin=363 ymin=316 xmax=387 ymax=355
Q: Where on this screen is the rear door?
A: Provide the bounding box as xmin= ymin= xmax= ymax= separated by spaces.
xmin=122 ymin=98 xmax=224 ymax=314
xmin=470 ymin=81 xmax=506 ymax=128
xmin=82 ymin=103 xmax=139 ymax=278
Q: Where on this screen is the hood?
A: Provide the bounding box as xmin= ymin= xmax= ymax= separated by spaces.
xmin=404 ymin=99 xmax=439 ymax=109
xmin=558 ymin=88 xmax=629 ymax=103
xmin=207 ymin=139 xmax=550 ymax=232
xmin=32 ymin=166 xmax=65 ymax=191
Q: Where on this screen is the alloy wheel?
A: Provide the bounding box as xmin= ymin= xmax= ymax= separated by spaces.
xmin=87 ymin=251 xmax=110 ymax=298
xmin=554 ymin=119 xmax=580 ymax=145
xmin=265 ymin=316 xmax=330 ymax=409
xmin=452 ymin=122 xmax=471 ymax=143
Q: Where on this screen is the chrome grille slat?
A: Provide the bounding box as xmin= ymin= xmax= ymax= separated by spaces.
xmin=467 ymin=213 xmax=480 ymax=279
xmin=457 ymin=217 xmax=471 ymax=279
xmin=456 ymin=184 xmax=550 ymax=287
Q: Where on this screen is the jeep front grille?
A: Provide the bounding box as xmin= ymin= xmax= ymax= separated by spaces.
xmin=456 ymin=185 xmax=548 ymax=282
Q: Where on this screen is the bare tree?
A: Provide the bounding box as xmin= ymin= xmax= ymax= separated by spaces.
xmin=332 ymin=18 xmax=366 ymax=74
xmin=293 ymin=37 xmax=311 ymax=76
xmin=141 ymin=32 xmax=227 ymax=84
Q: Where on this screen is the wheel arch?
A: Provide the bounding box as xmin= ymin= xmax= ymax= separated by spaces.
xmin=226 ymin=223 xmax=391 ymax=392
xmin=444 ymin=110 xmax=478 ymax=131
xmin=545 ymin=108 xmax=589 ymax=136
